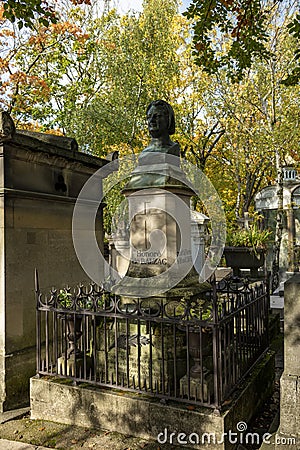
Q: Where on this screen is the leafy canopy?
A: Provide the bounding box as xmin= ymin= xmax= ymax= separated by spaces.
xmin=1 ymin=0 xmax=91 ymax=29
xmin=184 ymin=0 xmax=300 ymax=83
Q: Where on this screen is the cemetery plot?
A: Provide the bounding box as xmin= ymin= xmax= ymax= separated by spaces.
xmin=35 ymin=274 xmax=269 ymax=410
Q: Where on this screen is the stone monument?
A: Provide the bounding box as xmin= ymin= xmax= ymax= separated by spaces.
xmin=113 ymin=100 xmax=209 ymax=300
xmin=0 ymin=112 xmax=109 ymax=411
xmin=110 ymin=100 xmax=210 ymax=396
xmin=30 ymin=102 xmax=277 ymax=450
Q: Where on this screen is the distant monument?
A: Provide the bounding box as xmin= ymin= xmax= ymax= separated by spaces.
xmin=113 ymin=100 xmax=209 ymax=299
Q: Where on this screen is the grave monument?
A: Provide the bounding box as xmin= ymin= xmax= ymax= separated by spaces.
xmin=0 ymin=112 xmax=109 ymax=411
xmin=275 ymin=275 xmax=300 ymax=448
xmin=111 ymin=99 xmax=211 ymax=399
xmin=30 ymin=101 xmax=276 ymax=450
xmin=113 ymin=100 xmax=209 ymax=300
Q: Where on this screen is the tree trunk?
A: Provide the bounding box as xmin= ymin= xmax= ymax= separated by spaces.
xmin=271 ymin=148 xmax=283 ymax=291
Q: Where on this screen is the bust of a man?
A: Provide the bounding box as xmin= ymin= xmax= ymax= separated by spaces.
xmin=140 ymin=100 xmax=180 ymax=157
xmin=124 ymin=100 xmax=185 ymax=188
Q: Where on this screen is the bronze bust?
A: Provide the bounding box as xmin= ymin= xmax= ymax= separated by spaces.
xmin=124 ymin=100 xmax=187 ymax=189
xmin=140 ymin=100 xmax=180 ymax=157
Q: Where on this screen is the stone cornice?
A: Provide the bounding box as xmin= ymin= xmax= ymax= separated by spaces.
xmin=0 ymin=112 xmax=112 ymax=175
xmin=5 ymin=142 xmax=107 ymax=175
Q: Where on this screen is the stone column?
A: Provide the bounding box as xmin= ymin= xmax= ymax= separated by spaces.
xmin=276 ymin=274 xmax=300 ymax=448
xmin=286 ymin=208 xmax=295 ymax=272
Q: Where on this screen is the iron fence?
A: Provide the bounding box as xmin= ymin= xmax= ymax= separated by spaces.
xmin=35 ymin=271 xmax=269 ymax=411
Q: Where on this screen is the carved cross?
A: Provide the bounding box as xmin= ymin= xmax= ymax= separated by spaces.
xmin=237 ymin=212 xmax=253 ymax=230
xmin=133 ymin=202 xmax=161 ymax=250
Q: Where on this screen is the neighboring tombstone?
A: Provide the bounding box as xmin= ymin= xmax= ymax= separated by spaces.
xmin=191 ymin=209 xmax=209 ymax=275
xmin=0 ymin=112 xmax=109 ymax=412
xmin=255 ymin=166 xmax=300 ymax=278
xmin=108 ymin=227 xmax=130 ymax=279
xmin=276 ymin=274 xmax=300 ymax=448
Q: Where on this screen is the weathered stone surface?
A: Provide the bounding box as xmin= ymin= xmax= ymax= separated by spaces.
xmin=274 ymin=432 xmax=298 ymax=449
xmin=0 ymin=126 xmax=109 ymax=411
xmin=282 ymin=275 xmax=300 ymax=375
xmin=96 ymin=320 xmax=187 ymax=390
xmin=0 ymin=439 xmax=50 ymax=449
xmin=112 ymin=185 xmax=208 ymax=299
xmin=279 ymin=374 xmax=299 ymax=438
xmin=31 ymin=376 xmax=224 ymax=450
xmin=0 ymin=406 xmax=29 ymax=424
xmin=16 ymin=130 xmax=78 ymax=152
xmin=30 ymin=352 xmax=275 ymax=450
xmin=0 ymin=112 xmax=15 ymax=143
xmin=276 ymin=274 xmax=300 ymax=447
xmin=2 ymin=347 xmax=36 ymax=410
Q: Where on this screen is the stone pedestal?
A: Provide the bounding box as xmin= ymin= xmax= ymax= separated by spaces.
xmin=112 ymin=154 xmax=209 ymax=299
xmin=276 ymin=274 xmax=300 ymax=448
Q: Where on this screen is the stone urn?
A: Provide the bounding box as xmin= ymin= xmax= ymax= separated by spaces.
xmin=223 ymin=246 xmax=265 ymax=277
xmin=64 ymin=314 xmax=83 ymax=358
xmin=188 ymin=327 xmax=212 ymax=378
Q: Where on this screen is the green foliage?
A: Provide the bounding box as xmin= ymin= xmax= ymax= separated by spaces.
xmin=226 ymin=224 xmax=272 ymax=251
xmin=2 ymin=0 xmax=300 ymax=234
xmin=4 ymin=0 xmax=181 ymax=156
xmin=2 ymin=0 xmax=57 ymax=29
xmin=103 ymin=181 xmax=127 ymax=235
xmin=203 ymin=8 xmax=300 ymax=221
xmin=282 ymin=13 xmax=300 ymax=85
xmin=184 ymin=0 xmax=270 ymax=81
xmin=57 ymin=289 xmax=72 ymax=308
xmin=183 ymin=0 xmax=300 ymax=84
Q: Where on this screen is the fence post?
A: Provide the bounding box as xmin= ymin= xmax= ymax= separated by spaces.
xmin=211 ymin=276 xmax=222 ymax=412
xmin=35 ymin=268 xmax=41 ymax=377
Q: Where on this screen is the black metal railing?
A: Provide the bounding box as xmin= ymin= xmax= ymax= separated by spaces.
xmin=35 ymin=271 xmax=269 ymax=410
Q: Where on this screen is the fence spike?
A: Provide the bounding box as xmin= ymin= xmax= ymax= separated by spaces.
xmin=34 ymin=268 xmax=39 ymax=293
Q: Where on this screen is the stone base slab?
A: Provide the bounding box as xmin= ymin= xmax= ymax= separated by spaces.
xmin=0 ymin=346 xmax=36 ymax=412
xmin=30 ymin=352 xmax=275 ymax=450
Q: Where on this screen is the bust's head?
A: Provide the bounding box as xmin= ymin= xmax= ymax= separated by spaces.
xmin=146 ymin=100 xmax=175 ymax=138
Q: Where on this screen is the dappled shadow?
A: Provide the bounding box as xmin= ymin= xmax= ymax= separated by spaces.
xmin=284 ymin=312 xmax=300 ymax=346
xmin=31 ymin=379 xmax=199 ymax=449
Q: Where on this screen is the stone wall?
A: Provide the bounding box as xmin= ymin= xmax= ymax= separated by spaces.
xmin=0 ymin=123 xmax=108 ymax=411
xmin=276 ymin=274 xmax=300 ymax=448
